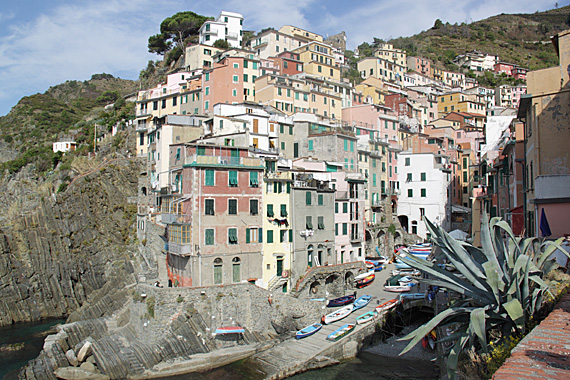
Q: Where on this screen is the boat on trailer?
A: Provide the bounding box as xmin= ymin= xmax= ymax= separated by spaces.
xmin=296 ymin=323 xmax=322 ymax=339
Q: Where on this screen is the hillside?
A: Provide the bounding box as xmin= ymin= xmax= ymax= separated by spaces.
xmin=388 ymin=5 xmax=570 ymax=72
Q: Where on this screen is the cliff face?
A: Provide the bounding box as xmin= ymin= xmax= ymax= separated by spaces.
xmin=0 ymin=157 xmax=143 ymax=326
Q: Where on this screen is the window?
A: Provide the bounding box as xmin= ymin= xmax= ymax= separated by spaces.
xmin=420 ymin=208 xmax=425 ymax=217
xmin=280 ymin=204 xmax=287 ymax=217
xmin=289 ymin=126 xmax=293 ymax=135
xmin=342 ymin=223 xmax=348 ymax=235
xmin=267 ymin=204 xmax=274 ymax=217
xmin=228 ymin=171 xmax=238 ymax=186
xmin=306 ymin=216 xmax=313 ymax=229
xmin=421 ymin=188 xmax=426 ymax=197
xmin=205 ymin=229 xmax=215 ymax=245
xmin=317 ymin=194 xmax=323 ymax=205
xmin=421 ymin=172 xmax=426 ymax=181
xmin=335 ymin=223 xmax=338 ymax=235
xmin=306 ymin=191 xmax=312 ymax=205
xmin=408 ymin=189 xmax=413 ymax=197
xmin=373 ymin=173 xmax=377 ymax=186
xmin=250 ymin=199 xmax=258 ymax=215
xmin=205 ymin=170 xmax=214 ymax=186
xmin=233 ymin=75 xmax=238 ymax=83
xmin=246 ymin=228 xmax=259 ymax=243
xmin=233 ymin=62 xmax=239 ymax=69
xmin=308 ymin=140 xmax=313 ymax=150
xmin=344 ymin=139 xmax=348 ymax=151
xmin=205 ymin=73 xmax=210 ymax=81
xmin=405 ymin=157 xmax=410 ymax=166
xmin=250 ymin=172 xmax=259 ymax=187
xmin=407 ymin=173 xmax=412 ymax=182
xmin=280 ymin=230 xmax=287 ymax=243
xmin=267 ymin=230 xmax=274 ymax=243
xmin=205 ymin=199 xmax=215 ymax=215
xmin=318 ymin=216 xmax=325 ymax=230
xmin=463 ymin=171 xmax=468 ymax=183
xmin=228 ymin=199 xmax=237 ymax=215
xmin=228 ymin=228 xmax=238 ymax=244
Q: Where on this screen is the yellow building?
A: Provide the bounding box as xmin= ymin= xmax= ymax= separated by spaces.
xmin=291 ymin=41 xmax=340 ymax=81
xmin=357 ymin=57 xmax=406 ymax=85
xmin=374 ymin=43 xmax=407 ymax=68
xmin=255 ymin=74 xmax=342 ymax=119
xmin=438 ymin=91 xmax=486 ymax=116
xmin=278 ymin=25 xmax=323 ymax=43
xmin=184 ymin=44 xmax=224 ymax=71
xmin=262 ymin=171 xmax=294 ymax=293
xmin=355 ymin=77 xmax=386 ymax=105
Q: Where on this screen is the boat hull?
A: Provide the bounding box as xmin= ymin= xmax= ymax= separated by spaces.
xmin=376 ymin=299 xmax=399 ymax=313
xmin=356 ymin=310 xmax=378 ymax=324
xmin=327 ymin=294 xmax=356 ymax=307
xmin=322 ymin=304 xmax=354 ymax=324
xmin=327 ymin=323 xmax=355 ymax=341
xmin=353 ymin=295 xmax=372 ymax=310
xmin=296 ymin=323 xmax=322 ymax=339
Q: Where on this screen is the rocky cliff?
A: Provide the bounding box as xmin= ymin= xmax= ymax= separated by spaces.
xmin=0 ymin=157 xmax=143 ymax=327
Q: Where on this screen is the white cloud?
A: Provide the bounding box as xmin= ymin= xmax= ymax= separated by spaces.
xmin=227 ymin=0 xmax=316 ymax=30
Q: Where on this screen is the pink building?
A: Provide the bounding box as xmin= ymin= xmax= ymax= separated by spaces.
xmin=342 ymin=104 xmax=399 ymax=145
xmin=494 ymin=62 xmax=515 ymax=76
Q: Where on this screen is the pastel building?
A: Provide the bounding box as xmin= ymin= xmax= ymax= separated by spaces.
xmin=199 ymin=11 xmax=244 ymax=48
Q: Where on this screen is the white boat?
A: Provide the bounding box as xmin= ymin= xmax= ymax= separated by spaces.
xmin=384 ymin=285 xmax=411 ymax=293
xmin=376 ymin=299 xmax=399 ymax=313
xmin=354 ymin=271 xmax=374 ymax=281
xmin=321 ymin=304 xmax=354 ymax=325
xmin=356 ymin=310 xmax=378 ymax=325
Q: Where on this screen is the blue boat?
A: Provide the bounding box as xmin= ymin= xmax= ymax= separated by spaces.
xmin=296 ymin=323 xmax=322 ymax=339
xmin=399 ymin=293 xmax=425 ymax=300
xmin=356 ymin=310 xmax=378 ymax=325
xmin=327 ymin=292 xmax=356 ymax=307
xmin=353 ymin=295 xmax=372 ymax=310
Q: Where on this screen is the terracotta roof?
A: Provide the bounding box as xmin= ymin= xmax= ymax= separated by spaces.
xmin=493 ymin=293 xmax=570 ymax=380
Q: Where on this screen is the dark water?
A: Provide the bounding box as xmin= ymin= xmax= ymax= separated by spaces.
xmin=0 ymin=319 xmax=66 ymax=380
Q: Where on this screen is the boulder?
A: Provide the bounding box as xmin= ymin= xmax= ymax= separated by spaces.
xmin=65 ymin=349 xmax=79 ymax=367
xmin=79 ymin=361 xmax=96 ymax=372
xmin=77 ymin=341 xmax=93 ymax=362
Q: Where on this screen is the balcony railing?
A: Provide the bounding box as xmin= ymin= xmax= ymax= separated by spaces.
xmin=168 ymin=242 xmax=192 ymax=256
xmin=185 ymin=155 xmax=263 ymax=168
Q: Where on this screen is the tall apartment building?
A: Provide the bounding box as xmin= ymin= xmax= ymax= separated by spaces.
xmin=199 ymin=11 xmax=244 ymax=48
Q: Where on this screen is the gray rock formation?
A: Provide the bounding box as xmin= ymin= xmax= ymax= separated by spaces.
xmin=0 ymin=157 xmax=144 ymax=326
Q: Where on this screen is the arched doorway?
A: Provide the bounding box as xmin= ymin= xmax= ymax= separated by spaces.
xmin=276 ymin=256 xmax=284 ymax=277
xmin=309 ymin=280 xmax=320 ymax=295
xmin=394 ymin=231 xmax=402 ymax=245
xmin=232 ymin=257 xmax=240 ymax=283
xmin=411 ymin=220 xmax=418 ymax=235
xmin=307 ymin=244 xmax=314 ymax=268
xmin=377 ymin=230 xmax=386 ymax=256
xmin=214 ymin=258 xmax=223 ymax=285
xmin=398 ymin=215 xmax=409 ymax=233
xmin=344 ymin=271 xmax=354 ymax=286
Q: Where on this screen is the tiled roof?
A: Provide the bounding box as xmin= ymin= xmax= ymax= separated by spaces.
xmin=493 ymin=293 xmax=570 ymax=380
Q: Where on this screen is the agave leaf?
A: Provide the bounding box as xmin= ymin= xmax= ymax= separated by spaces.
xmin=529 ymin=288 xmax=541 ymax=315
xmin=483 ymin=261 xmax=503 ymax=304
xmin=503 ymin=298 xmax=524 ymax=331
xmin=398 ymin=255 xmax=494 ymax=304
xmin=542 ymin=258 xmax=559 ymax=276
xmin=520 ymin=237 xmax=538 ymax=259
xmin=514 ymin=254 xmax=530 ymax=276
xmin=469 ymin=307 xmax=488 ymax=353
xmin=521 ymin=252 xmax=531 ymax=310
xmin=399 ymin=307 xmax=472 ymax=355
xmin=440 ymin=231 xmax=487 ymax=282
xmin=529 ymin=275 xmax=550 ymax=291
xmin=447 ymin=333 xmax=469 ymax=380
xmin=537 ymin=238 xmax=567 ymax=269
xmin=492 ymin=219 xmax=519 ymax=246
xmin=481 ymin=212 xmax=505 ymax=283
xmin=463 ymin=244 xmax=488 ymax=265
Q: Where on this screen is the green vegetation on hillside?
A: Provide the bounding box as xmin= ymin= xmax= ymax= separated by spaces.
xmin=388 ymin=5 xmax=569 ymax=72
xmin=0 ymin=74 xmax=137 ymax=176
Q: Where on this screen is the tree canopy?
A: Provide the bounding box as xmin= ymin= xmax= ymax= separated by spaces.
xmin=148 ymin=11 xmax=212 ymax=55
xmin=213 ymin=39 xmax=231 ymax=50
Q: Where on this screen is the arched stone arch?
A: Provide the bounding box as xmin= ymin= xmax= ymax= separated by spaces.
xmin=344 ymin=271 xmax=354 ymax=286
xmin=394 ymin=231 xmax=402 ymax=245
xmin=141 ymin=186 xmax=147 ymax=196
xmin=377 ymin=230 xmax=386 ymax=256
xmin=309 ymin=280 xmax=321 ymax=295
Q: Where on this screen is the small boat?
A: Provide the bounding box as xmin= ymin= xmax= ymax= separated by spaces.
xmin=384 ymin=285 xmax=411 ymax=292
xmin=373 ymin=263 xmax=385 ymax=272
xmin=214 ymin=326 xmax=245 ymax=335
xmin=376 ymin=299 xmax=399 ymax=313
xmin=327 ymin=293 xmax=356 ymax=307
xmin=356 ymin=273 xmax=375 ymax=288
xmin=354 ymin=271 xmax=374 ymax=281
xmin=399 ymin=293 xmax=425 ymax=301
xmin=356 ymin=310 xmax=378 ymax=324
xmin=365 ymin=261 xmax=375 ymax=269
xmin=322 ymin=304 xmax=354 ymax=325
xmin=398 ymin=275 xmax=413 ymax=284
xmin=392 ymin=268 xmax=421 ymax=277
xmin=326 ymin=323 xmax=355 ymax=341
xmin=296 ymin=323 xmax=322 ymax=339
xmin=353 ymin=295 xmax=372 ymax=310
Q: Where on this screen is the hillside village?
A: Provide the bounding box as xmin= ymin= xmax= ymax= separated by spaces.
xmin=128 ymin=10 xmax=570 ymax=292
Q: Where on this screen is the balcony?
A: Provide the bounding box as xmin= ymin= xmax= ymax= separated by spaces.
xmin=350 ymin=233 xmax=361 ymax=243
xmin=266 ymin=172 xmax=291 ymax=180
xmin=226 ymin=32 xmax=239 ymax=40
xmin=185 ymin=155 xmax=263 ymax=168
xmin=335 ymin=191 xmax=349 ymax=200
xmin=168 ymin=242 xmax=192 ymax=256
xmin=203 ymin=29 xmax=218 ymax=36
xmin=136 ymin=109 xmax=152 ymax=118
xmin=161 ymin=213 xmax=184 ymax=224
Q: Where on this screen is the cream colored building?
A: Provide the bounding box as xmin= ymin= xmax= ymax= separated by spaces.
xmin=185 ymin=44 xmax=224 ymax=71
xmin=262 ymin=171 xmax=294 ymax=293
xmin=292 ymin=41 xmax=340 ymax=81
xmin=357 ymin=57 xmax=406 ymax=85
xmin=374 ymin=43 xmax=407 ymax=68
xmin=278 ymin=25 xmax=323 ymax=43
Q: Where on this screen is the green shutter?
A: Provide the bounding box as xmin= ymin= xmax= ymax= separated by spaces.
xmin=205 ymin=170 xmax=214 ymax=186
xmin=335 ymin=223 xmax=338 ymax=235
xmin=343 ymin=203 xmax=348 ymax=213
xmin=258 ymin=228 xmax=262 ymax=242
xmin=288 ymin=230 xmax=293 ymax=242
xmin=246 ymin=228 xmax=250 ymax=243
xmin=267 ymin=230 xmax=273 ymax=243
xmin=280 ymin=204 xmax=287 ymax=217
xmin=287 ymin=182 xmax=291 ymax=193
xmin=250 ymin=171 xmax=259 ymax=186
xmin=342 ymin=223 xmax=347 ymax=235
xmin=267 ymin=204 xmax=274 ymax=217
xmin=318 ymin=194 xmax=323 ymax=205
xmin=318 ymin=216 xmax=324 ymax=229
xmin=335 ymin=203 xmax=338 ymax=213
xmin=229 ymin=171 xmax=238 ymax=186
xmin=306 ymin=216 xmax=313 ymax=229
xmin=306 ymin=191 xmax=311 ymax=205
xmin=421 ymin=172 xmax=426 ymax=181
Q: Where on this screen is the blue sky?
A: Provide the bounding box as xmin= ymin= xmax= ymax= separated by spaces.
xmin=0 ymin=0 xmax=567 ymax=116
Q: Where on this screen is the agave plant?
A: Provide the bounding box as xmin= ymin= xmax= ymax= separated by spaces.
xmin=398 ymin=213 xmax=566 ymax=379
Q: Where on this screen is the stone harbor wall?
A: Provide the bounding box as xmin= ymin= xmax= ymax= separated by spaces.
xmin=22 ymin=283 xmax=325 ymax=379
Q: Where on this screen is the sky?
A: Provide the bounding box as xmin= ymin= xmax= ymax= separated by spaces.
xmin=0 ymin=0 xmax=568 ymax=117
